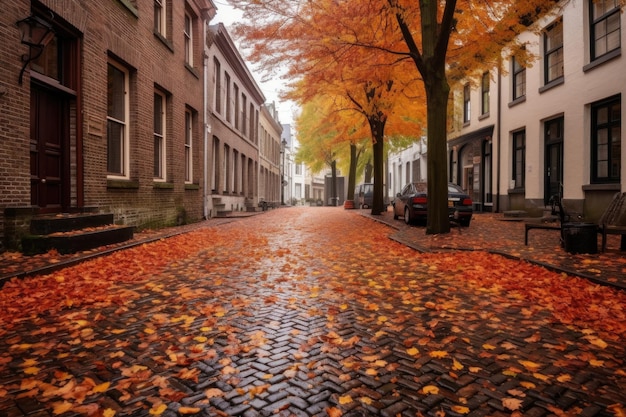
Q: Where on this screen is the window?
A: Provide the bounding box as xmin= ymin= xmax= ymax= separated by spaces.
xmin=512 ymin=56 xmax=526 ymax=100
xmin=242 ymin=94 xmax=247 ymax=135
xmin=154 ymin=0 xmax=166 ymax=37
xmin=590 ymin=0 xmax=621 ymax=60
xmin=544 ymin=20 xmax=564 ymax=84
xmin=225 ymin=73 xmax=231 ymax=122
xmin=234 ymin=84 xmax=239 ymax=128
xmin=107 ymin=62 xmax=129 ymax=178
xmin=153 ymin=91 xmax=166 ymax=180
xmin=592 ymin=96 xmax=621 ymax=183
xmin=463 ymin=83 xmax=471 ymax=123
xmin=512 ymin=130 xmax=526 ymax=188
xmin=481 ymin=72 xmax=490 ymax=115
xmin=185 ymin=109 xmax=193 ymax=183
xmin=184 ymin=13 xmax=193 ymax=67
xmin=214 ymin=58 xmax=221 ymax=114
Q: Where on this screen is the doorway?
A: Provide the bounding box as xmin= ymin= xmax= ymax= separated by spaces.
xmin=544 ymin=117 xmax=564 ymax=204
xmin=30 ymin=84 xmax=70 ymax=212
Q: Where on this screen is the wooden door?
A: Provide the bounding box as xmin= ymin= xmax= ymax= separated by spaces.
xmin=30 ymin=84 xmax=69 ymax=212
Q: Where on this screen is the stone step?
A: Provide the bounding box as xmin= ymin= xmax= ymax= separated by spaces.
xmin=21 ymin=225 xmax=135 ymax=255
xmin=30 ymin=213 xmax=114 ymax=235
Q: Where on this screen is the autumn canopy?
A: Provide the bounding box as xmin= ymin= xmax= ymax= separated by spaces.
xmin=231 ymin=0 xmax=558 ymax=232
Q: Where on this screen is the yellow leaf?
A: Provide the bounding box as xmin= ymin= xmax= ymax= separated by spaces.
xmin=338 ymin=395 xmax=353 ymax=405
xmin=144 ymin=328 xmax=155 ymax=334
xmin=21 ymin=359 xmax=38 ymax=367
xmin=377 ymin=315 xmax=388 ymax=323
xmin=452 ymin=358 xmax=464 ymax=370
xmin=103 ymin=408 xmax=116 ymax=417
xmin=359 ymin=397 xmax=373 ymax=405
xmin=588 ymin=337 xmax=608 ymax=349
xmin=422 ymin=385 xmax=440 ymax=395
xmin=483 ymin=344 xmax=497 ymax=350
xmin=429 ymin=351 xmax=448 ymax=359
xmin=533 ymin=372 xmax=551 ymax=381
xmin=52 ymin=401 xmax=73 ymax=415
xmin=205 ymin=388 xmax=224 ymax=398
xmin=589 ymin=359 xmax=604 ymax=367
xmin=366 ymin=368 xmax=378 ymax=376
xmin=92 ymin=382 xmax=110 ymax=393
xmin=149 ymin=404 xmax=168 ymax=415
xmin=520 ymin=381 xmax=536 ymax=389
xmin=452 ymin=405 xmax=470 ymax=414
xmin=178 ymin=406 xmax=201 ymax=414
xmin=193 ymin=336 xmax=207 ymax=343
xmin=23 ymin=366 xmax=40 ymax=375
xmin=503 ymin=397 xmax=523 ymax=411
xmin=556 ymin=374 xmax=571 ymax=383
xmin=469 ymin=366 xmax=482 ymax=373
xmin=518 ymin=360 xmax=541 ymax=371
xmin=406 ymin=347 xmax=419 ymax=356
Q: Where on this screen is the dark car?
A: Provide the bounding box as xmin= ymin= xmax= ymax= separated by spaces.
xmin=392 ymin=182 xmax=473 ymax=226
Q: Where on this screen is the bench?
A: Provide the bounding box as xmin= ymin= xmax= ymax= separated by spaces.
xmin=597 ymin=192 xmax=626 ymax=252
xmin=524 ymin=195 xmax=568 ymax=246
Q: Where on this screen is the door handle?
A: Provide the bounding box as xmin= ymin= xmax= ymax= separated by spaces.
xmin=41 ymin=178 xmax=46 ymax=184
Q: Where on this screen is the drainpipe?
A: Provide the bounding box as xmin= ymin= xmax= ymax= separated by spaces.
xmin=202 ymin=24 xmax=209 ymax=220
xmin=495 ymin=64 xmax=502 ymax=213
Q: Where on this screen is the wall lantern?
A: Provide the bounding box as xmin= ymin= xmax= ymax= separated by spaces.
xmin=16 ymin=14 xmax=55 ymax=84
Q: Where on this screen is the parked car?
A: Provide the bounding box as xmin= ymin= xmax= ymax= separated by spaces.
xmin=392 ymin=182 xmax=473 ymax=226
xmin=354 ymin=183 xmax=374 ymax=209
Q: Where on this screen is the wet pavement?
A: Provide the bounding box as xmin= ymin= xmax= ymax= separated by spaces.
xmin=0 ymin=207 xmax=624 ymax=417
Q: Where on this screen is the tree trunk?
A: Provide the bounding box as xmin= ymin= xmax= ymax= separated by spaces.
xmin=330 ymin=159 xmax=338 ymax=206
xmin=347 ymin=143 xmax=358 ymax=200
xmin=425 ymin=70 xmax=451 ymax=234
xmin=364 ymin=159 xmax=373 ymax=183
xmin=369 ymin=115 xmax=387 ymax=215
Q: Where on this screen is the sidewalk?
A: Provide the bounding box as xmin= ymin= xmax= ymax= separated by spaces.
xmin=1 ymin=208 xmax=625 ymax=290
xmin=359 ymin=209 xmax=626 ymax=291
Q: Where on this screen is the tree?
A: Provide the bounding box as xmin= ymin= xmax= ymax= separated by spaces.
xmin=230 ymin=0 xmax=554 ymax=232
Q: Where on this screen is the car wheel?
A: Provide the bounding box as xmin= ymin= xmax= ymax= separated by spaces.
xmin=393 ymin=210 xmax=399 ymax=220
xmin=404 ymin=207 xmax=412 ymax=225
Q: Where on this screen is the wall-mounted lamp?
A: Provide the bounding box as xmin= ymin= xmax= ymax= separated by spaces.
xmin=16 ymin=14 xmax=54 ymax=84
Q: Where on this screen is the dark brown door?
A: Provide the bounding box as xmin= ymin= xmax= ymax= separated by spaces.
xmin=544 ymin=118 xmax=564 ymax=204
xmin=30 ymin=84 xmax=69 ymax=212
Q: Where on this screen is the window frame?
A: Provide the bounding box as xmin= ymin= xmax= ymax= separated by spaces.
xmin=591 ymin=95 xmax=621 ymax=184
xmin=544 ymin=19 xmax=564 ymax=85
xmin=184 ymin=12 xmax=193 ymax=67
xmin=184 ymin=109 xmax=193 ymax=184
xmin=214 ymin=58 xmax=221 ymax=115
xmin=481 ymin=72 xmax=490 ymax=116
xmin=512 ymin=130 xmax=526 ymax=189
xmin=463 ymin=83 xmax=471 ymax=123
xmin=590 ymin=0 xmax=621 ymax=61
xmin=512 ymin=56 xmax=526 ymax=101
xmin=153 ymin=89 xmax=167 ymax=181
xmin=154 ymin=0 xmax=167 ymax=38
xmin=107 ymin=60 xmax=130 ymax=179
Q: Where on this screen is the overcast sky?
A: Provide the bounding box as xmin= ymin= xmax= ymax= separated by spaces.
xmin=212 ymin=0 xmax=297 ymax=126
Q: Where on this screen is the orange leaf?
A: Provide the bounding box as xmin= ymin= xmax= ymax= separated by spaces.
xmin=503 ymin=397 xmax=523 ymax=411
xmin=178 ymin=406 xmax=201 ymax=414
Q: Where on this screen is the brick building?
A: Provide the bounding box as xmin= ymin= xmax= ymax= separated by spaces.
xmin=0 ymin=1 xmax=281 ymax=252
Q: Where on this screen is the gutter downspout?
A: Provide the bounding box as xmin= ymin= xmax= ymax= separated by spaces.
xmin=203 ymin=23 xmax=209 ymax=220
xmin=495 ymin=63 xmax=502 ymax=213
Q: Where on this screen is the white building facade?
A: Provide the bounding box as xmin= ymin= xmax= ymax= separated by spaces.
xmin=448 ymin=0 xmax=625 ymax=219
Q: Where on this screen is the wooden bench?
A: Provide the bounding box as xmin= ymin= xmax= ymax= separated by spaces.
xmin=597 ymin=192 xmax=626 ymax=252
xmin=524 ymin=195 xmax=568 ymax=246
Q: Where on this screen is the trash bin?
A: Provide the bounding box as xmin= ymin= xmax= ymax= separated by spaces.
xmin=562 ymin=223 xmax=598 ymax=254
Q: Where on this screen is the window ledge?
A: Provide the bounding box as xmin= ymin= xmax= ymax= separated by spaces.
xmin=154 ymin=32 xmax=174 ymax=52
xmin=583 ymin=48 xmax=621 ymax=73
xmin=185 ymin=183 xmax=200 ymax=190
xmin=507 ymin=187 xmax=525 ymax=194
xmin=153 ymin=182 xmax=174 ymax=189
xmin=185 ymin=64 xmax=200 ymax=79
xmin=117 ymin=0 xmax=139 ymax=17
xmin=107 ymin=179 xmax=139 ymax=189
xmin=539 ymin=77 xmax=564 ymax=94
xmin=478 ymin=113 xmax=490 ymax=121
xmin=508 ymin=96 xmax=526 ymax=108
xmin=582 ymin=183 xmax=621 ymax=191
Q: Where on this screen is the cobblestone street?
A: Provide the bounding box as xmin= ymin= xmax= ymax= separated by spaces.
xmin=1 ymin=207 xmax=624 ymax=417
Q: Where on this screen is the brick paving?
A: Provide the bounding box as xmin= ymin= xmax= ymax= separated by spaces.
xmin=0 ymin=207 xmax=624 ymax=417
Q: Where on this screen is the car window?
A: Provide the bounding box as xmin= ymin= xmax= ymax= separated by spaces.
xmin=414 ymin=183 xmax=428 ymax=193
xmin=448 ymin=184 xmax=463 ymax=193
